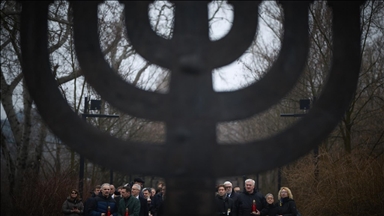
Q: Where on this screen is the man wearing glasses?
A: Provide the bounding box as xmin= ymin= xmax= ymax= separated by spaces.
xmin=224 ymin=181 xmax=238 ymax=201
xmin=132 ymin=184 xmax=149 ymax=216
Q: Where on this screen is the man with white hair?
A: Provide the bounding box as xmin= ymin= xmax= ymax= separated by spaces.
xmin=235 ymin=179 xmax=266 ymax=216
xmin=223 ymin=181 xmax=238 ymax=201
xmin=89 ymin=183 xmax=117 ymax=216
xmin=132 ymin=184 xmax=149 ymax=216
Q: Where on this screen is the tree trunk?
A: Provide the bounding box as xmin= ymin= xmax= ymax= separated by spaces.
xmin=32 ymin=124 xmax=47 ymax=180
xmin=14 ymin=81 xmax=33 ymax=191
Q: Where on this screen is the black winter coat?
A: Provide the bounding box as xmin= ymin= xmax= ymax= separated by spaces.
xmin=261 ymin=203 xmax=279 ymax=216
xmin=62 ymin=197 xmax=84 ymax=216
xmin=277 ymin=197 xmax=298 ymax=216
xmin=84 ymin=192 xmax=98 ymax=216
xmin=227 ymin=191 xmax=239 ymax=202
xmin=114 ymin=196 xmax=122 ymax=209
xmin=150 ymin=193 xmax=165 ymax=216
xmin=236 ymin=189 xmax=267 ymax=216
xmin=138 ymin=196 xmax=149 ymax=216
xmin=215 ymin=195 xmax=237 ymax=216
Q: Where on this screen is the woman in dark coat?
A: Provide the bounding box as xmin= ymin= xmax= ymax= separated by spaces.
xmin=261 ymin=193 xmax=278 ymax=216
xmin=277 ymin=187 xmax=299 ymax=216
xmin=62 ymin=189 xmax=84 ymax=216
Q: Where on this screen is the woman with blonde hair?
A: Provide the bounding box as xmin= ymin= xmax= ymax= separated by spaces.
xmin=277 ymin=187 xmax=299 ymax=216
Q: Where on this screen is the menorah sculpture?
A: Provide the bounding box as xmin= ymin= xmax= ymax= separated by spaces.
xmin=20 ymin=1 xmax=364 ymax=215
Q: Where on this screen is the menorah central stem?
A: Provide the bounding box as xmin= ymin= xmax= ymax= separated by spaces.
xmin=164 ymin=65 xmax=217 ymax=215
xmin=162 ymin=3 xmax=218 ymax=214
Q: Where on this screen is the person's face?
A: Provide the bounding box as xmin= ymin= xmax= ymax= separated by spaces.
xmin=245 ymin=181 xmax=254 ymax=193
xmin=101 ymin=185 xmax=111 ymax=197
xmin=217 ymin=187 xmax=226 ymax=197
xmin=121 ymin=189 xmax=131 ymax=198
xmin=224 ymin=184 xmax=232 ymax=193
xmin=70 ymin=191 xmax=78 ymax=198
xmin=131 ymin=187 xmax=140 ymax=196
xmin=280 ymin=189 xmax=288 ymax=198
xmin=266 ymin=195 xmax=274 ymax=204
xmin=143 ymin=190 xmax=150 ymax=199
xmin=151 ymin=189 xmax=156 ymax=197
xmin=157 ymin=183 xmax=163 ymax=189
xmin=234 ymin=187 xmax=241 ymax=193
xmin=109 ymin=185 xmax=115 ymax=194
xmin=95 ymin=188 xmax=101 ymax=194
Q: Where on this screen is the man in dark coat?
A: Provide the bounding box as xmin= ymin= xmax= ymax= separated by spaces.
xmin=132 ymin=178 xmax=145 ymax=198
xmin=114 ymin=191 xmax=122 ymax=209
xmin=132 ymin=184 xmax=149 ymax=216
xmin=142 ymin=188 xmax=153 ymax=213
xmin=117 ymin=186 xmax=140 ymax=216
xmin=216 ymin=184 xmax=237 ymax=216
xmin=84 ymin=185 xmax=101 ymax=216
xmin=89 ymin=183 xmax=117 ymax=216
xmin=235 ymin=179 xmax=267 ymax=216
xmin=224 ymin=181 xmax=239 ymax=202
xmin=150 ymin=185 xmax=165 ymax=216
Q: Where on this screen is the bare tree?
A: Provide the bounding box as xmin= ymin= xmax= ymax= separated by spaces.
xmin=217 ymin=1 xmax=384 ymax=211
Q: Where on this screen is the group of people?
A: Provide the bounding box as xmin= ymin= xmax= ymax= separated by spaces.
xmin=62 ymin=178 xmax=299 ymax=216
xmin=216 ymin=179 xmax=300 ymax=216
xmin=62 ymin=178 xmax=165 ymax=216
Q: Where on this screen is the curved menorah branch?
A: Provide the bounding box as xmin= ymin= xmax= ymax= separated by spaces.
xmin=72 ymin=1 xmax=168 ymax=121
xmin=207 ymin=1 xmax=261 ymax=69
xmin=123 ymin=1 xmax=261 ymax=72
xmin=214 ymin=1 xmax=362 ymax=177
xmin=20 ymin=1 xmax=165 ymax=176
xmin=215 ymin=1 xmax=310 ymax=121
xmin=122 ymin=1 xmax=174 ymax=69
xmin=19 ymin=1 xmax=366 ymax=215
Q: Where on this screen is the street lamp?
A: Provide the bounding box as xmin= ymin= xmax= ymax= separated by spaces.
xmin=278 ymin=98 xmax=318 ymax=191
xmin=79 ymin=97 xmax=119 ymax=198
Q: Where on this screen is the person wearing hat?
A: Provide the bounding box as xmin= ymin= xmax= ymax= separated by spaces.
xmin=134 ymin=178 xmax=145 ymax=187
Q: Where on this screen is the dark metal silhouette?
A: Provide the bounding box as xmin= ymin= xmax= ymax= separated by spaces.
xmin=20 ymin=1 xmax=365 ymax=215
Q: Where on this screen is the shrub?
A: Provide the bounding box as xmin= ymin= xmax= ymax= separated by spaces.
xmin=282 ymin=147 xmax=384 ymax=216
